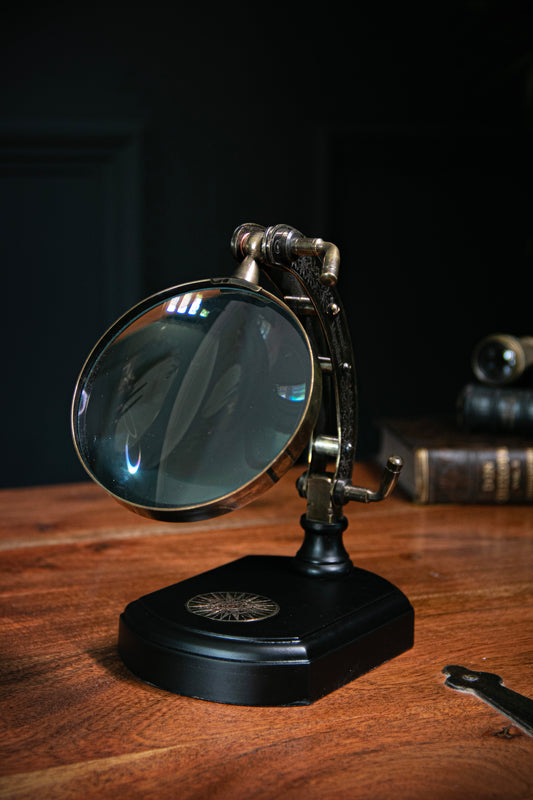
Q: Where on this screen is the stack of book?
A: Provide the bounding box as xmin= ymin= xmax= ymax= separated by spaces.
xmin=377 ymin=359 xmax=533 ymax=505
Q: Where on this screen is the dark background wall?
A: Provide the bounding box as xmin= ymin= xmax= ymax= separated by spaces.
xmin=1 ymin=2 xmax=532 ymax=487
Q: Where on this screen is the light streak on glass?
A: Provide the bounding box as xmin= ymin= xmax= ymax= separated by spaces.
xmin=188 ymin=295 xmax=203 ymax=315
xmin=277 ymin=383 xmax=306 ymax=402
xmin=125 ymin=435 xmax=141 ymax=475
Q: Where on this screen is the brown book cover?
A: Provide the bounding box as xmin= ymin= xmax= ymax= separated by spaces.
xmin=377 ymin=415 xmax=533 ymax=504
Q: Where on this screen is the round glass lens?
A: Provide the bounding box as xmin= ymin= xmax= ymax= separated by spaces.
xmin=74 ymin=286 xmax=315 ymax=511
xmin=477 ymin=341 xmax=517 ymax=383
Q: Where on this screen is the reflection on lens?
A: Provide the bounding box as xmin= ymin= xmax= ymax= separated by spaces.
xmin=476 ymin=341 xmax=517 ymax=383
xmin=74 ymin=286 xmax=315 ymax=512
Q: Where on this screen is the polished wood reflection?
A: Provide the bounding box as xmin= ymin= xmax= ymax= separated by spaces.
xmin=1 ymin=464 xmax=532 ymax=799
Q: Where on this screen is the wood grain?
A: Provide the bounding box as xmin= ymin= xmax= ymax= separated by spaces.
xmin=1 ymin=464 xmax=532 ymax=799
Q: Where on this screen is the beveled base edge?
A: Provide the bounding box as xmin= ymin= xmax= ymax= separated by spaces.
xmin=117 ymin=555 xmax=414 ymax=706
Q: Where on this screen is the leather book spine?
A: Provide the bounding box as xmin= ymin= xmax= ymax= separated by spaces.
xmin=415 ymin=446 xmax=533 ymax=504
xmin=458 ymin=384 xmax=533 ymax=433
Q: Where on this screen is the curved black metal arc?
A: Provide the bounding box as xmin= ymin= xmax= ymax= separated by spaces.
xmin=230 ymin=223 xmax=358 ymax=522
xmin=282 ymin=254 xmax=358 ymax=486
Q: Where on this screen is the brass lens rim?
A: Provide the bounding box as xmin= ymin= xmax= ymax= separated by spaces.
xmin=71 ymin=277 xmax=322 ymax=522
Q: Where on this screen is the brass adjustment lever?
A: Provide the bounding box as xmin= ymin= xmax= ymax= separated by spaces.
xmin=296 ymin=456 xmax=404 ymax=508
xmin=333 ymin=456 xmax=404 ymax=505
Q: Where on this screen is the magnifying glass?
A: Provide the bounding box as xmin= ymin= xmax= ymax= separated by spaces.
xmin=72 ymin=280 xmax=321 ymax=521
xmin=71 ymin=223 xmax=413 ymax=706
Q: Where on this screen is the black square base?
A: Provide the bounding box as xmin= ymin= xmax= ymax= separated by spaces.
xmin=118 ymin=555 xmax=414 ymax=706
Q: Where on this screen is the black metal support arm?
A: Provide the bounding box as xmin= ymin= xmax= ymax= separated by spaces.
xmin=232 ymin=223 xmax=403 ymax=576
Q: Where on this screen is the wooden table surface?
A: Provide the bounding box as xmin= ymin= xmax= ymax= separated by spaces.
xmin=1 ymin=463 xmax=532 ymax=799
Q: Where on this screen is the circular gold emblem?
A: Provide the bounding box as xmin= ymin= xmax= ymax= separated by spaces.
xmin=185 ymin=591 xmax=279 ymax=622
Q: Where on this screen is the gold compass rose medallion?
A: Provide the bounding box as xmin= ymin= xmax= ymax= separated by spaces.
xmin=185 ymin=591 xmax=280 ymax=622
